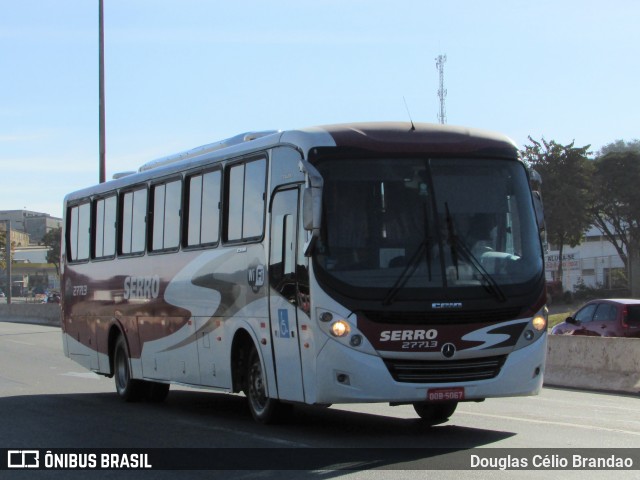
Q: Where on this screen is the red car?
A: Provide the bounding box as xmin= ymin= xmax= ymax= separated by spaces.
xmin=551 ymin=299 xmax=640 ymax=337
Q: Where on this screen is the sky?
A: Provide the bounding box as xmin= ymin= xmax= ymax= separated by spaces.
xmin=1 ymin=0 xmax=639 ymax=219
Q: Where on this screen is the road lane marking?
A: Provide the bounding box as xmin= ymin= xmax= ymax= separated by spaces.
xmin=60 ymin=372 xmax=102 ymax=380
xmin=457 ymin=411 xmax=640 ymax=436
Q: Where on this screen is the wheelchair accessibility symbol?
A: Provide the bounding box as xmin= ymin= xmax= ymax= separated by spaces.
xmin=278 ymin=309 xmax=290 ymax=338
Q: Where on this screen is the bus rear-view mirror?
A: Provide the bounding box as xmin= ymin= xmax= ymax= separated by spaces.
xmin=302 ymin=186 xmax=322 ymax=256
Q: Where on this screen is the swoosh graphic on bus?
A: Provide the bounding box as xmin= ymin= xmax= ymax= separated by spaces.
xmin=164 ymin=250 xmax=223 ymax=318
xmin=146 ymin=250 xmax=225 ymax=354
xmin=150 ymin=247 xmax=267 ymax=354
xmin=460 ymin=319 xmax=528 ymax=350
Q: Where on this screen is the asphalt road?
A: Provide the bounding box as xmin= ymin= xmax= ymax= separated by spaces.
xmin=0 ymin=321 xmax=638 ymax=480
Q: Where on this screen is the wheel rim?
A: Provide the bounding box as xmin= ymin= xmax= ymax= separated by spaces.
xmin=248 ymin=355 xmax=268 ymax=414
xmin=115 ymin=347 xmax=128 ymax=392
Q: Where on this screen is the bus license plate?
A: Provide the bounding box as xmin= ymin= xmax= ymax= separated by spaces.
xmin=427 ymin=387 xmax=465 ymax=402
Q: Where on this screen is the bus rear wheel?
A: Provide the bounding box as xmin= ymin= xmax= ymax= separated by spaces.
xmin=114 ymin=335 xmax=145 ymax=402
xmin=413 ymin=402 xmax=458 ymax=426
xmin=245 ymin=346 xmax=288 ymax=424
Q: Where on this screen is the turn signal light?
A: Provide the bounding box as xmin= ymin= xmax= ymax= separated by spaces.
xmin=320 ymin=311 xmax=333 ymax=323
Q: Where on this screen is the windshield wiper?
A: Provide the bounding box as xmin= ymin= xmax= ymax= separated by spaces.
xmin=444 ymin=203 xmax=460 ymax=279
xmin=383 ymin=204 xmax=433 ymax=306
xmin=444 ymin=203 xmax=507 ymax=303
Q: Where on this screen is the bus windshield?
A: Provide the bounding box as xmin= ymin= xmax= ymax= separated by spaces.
xmin=314 ymin=157 xmax=543 ymax=301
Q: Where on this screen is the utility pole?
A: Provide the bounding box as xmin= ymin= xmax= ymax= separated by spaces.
xmin=99 ymin=0 xmax=106 ymax=183
xmin=435 ymin=54 xmax=447 ymax=124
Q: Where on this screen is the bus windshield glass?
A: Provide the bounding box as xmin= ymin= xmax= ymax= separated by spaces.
xmin=314 ymin=157 xmax=543 ymax=300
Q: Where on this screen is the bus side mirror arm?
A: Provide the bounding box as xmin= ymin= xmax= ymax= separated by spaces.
xmin=532 ymin=190 xmax=547 ymax=252
xmin=302 ymin=187 xmax=321 ymax=256
xmin=532 ymin=190 xmax=545 ymax=232
xmin=299 ymin=160 xmax=323 ymax=257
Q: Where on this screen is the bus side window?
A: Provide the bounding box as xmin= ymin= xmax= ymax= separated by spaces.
xmin=186 ymin=170 xmax=221 ymax=247
xmin=225 ymin=157 xmax=266 ymax=242
xmin=201 ymin=171 xmax=221 ymax=243
xmin=94 ymin=195 xmax=117 ymax=259
xmin=243 ymin=159 xmax=266 ymax=238
xmin=120 ymin=187 xmax=147 ymax=255
xmin=227 ymin=163 xmax=244 ymax=241
xmin=68 ymin=202 xmax=91 ymax=262
xmin=151 ymin=179 xmax=181 ymax=252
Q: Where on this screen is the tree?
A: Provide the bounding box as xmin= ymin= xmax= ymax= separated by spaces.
xmin=42 ymin=226 xmax=62 ymax=276
xmin=596 ymin=139 xmax=640 ymax=157
xmin=0 ymin=228 xmax=15 ymax=272
xmin=591 ymin=149 xmax=640 ymax=295
xmin=521 ymin=137 xmax=593 ymax=284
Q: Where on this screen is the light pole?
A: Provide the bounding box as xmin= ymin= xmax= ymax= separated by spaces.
xmin=99 ymin=0 xmax=106 ymax=183
xmin=1 ymin=219 xmax=11 ymax=304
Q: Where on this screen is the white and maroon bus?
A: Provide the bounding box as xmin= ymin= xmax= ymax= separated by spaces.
xmin=61 ymin=122 xmax=547 ymax=425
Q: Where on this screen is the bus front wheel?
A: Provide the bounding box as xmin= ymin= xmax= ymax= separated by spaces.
xmin=114 ymin=335 xmax=145 ymax=402
xmin=244 ymin=346 xmax=288 ymax=423
xmin=413 ymin=402 xmax=458 ymax=426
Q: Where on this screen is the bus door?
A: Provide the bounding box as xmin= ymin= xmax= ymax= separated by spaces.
xmin=268 ymin=187 xmax=305 ymax=403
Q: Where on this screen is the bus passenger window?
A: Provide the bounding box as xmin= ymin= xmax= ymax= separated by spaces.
xmin=242 ymin=159 xmax=266 ymax=239
xmin=68 ymin=202 xmax=90 ymax=262
xmin=94 ymin=195 xmax=116 ymax=258
xmin=227 ymin=164 xmax=244 ymax=241
xmin=187 ymin=175 xmax=203 ymax=245
xmin=187 ymin=170 xmax=220 ymax=247
xmin=201 ymin=171 xmax=221 ymax=243
xmin=151 ymin=179 xmax=181 ymax=251
xmin=225 ymin=158 xmax=266 ymax=242
xmin=121 ymin=188 xmax=147 ymax=255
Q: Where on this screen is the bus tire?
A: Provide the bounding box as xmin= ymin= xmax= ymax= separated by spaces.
xmin=145 ymin=381 xmax=170 ymax=403
xmin=245 ymin=345 xmax=286 ymax=424
xmin=413 ymin=402 xmax=458 ymax=426
xmin=114 ymin=335 xmax=145 ymax=402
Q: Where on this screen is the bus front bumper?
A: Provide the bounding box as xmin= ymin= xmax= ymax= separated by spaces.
xmin=313 ymin=336 xmax=546 ymax=405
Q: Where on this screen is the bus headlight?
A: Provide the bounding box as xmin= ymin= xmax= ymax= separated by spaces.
xmin=331 ymin=320 xmax=350 ymax=337
xmin=513 ymin=306 xmax=548 ymax=351
xmin=315 ymin=308 xmax=376 ymax=354
xmin=532 ymin=315 xmax=547 ymax=331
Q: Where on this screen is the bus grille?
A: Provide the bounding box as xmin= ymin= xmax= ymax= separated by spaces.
xmin=384 ymin=355 xmax=507 ymax=383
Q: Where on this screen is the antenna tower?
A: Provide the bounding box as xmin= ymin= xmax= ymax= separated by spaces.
xmin=435 ymin=54 xmax=447 ymax=124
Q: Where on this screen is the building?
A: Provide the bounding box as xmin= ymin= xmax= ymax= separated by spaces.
xmin=0 ymin=222 xmax=30 ymax=246
xmin=545 ymin=226 xmax=626 ymax=295
xmin=0 ymin=210 xmax=62 ymax=245
xmin=1 ymin=210 xmax=62 ymax=296
xmin=1 ymin=246 xmax=59 ymax=296
xmin=15 ymin=246 xmax=60 ymax=293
